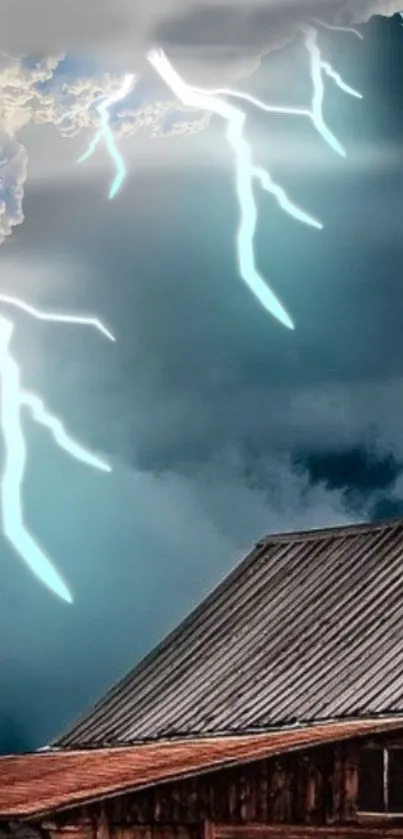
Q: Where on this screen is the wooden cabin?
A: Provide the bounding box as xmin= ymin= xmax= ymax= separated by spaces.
xmin=2 ymin=520 xmax=403 ymax=839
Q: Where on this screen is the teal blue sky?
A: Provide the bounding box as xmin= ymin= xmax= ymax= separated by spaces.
xmin=0 ymin=9 xmax=402 ymax=751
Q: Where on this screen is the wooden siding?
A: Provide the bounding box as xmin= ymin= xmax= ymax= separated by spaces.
xmin=209 ymin=826 xmax=403 ymax=839
xmin=46 ymin=740 xmax=361 ymax=829
xmin=43 ymin=735 xmax=403 ymax=839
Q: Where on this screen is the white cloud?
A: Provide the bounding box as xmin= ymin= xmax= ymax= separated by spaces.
xmin=0 ymin=132 xmax=27 ymax=242
xmin=0 ymin=53 xmax=210 ymax=243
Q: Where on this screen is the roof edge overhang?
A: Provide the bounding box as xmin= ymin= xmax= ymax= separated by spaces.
xmin=2 ymin=716 xmax=403 ymax=821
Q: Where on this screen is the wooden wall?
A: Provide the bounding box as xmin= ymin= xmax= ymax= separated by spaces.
xmin=43 ymin=735 xmax=403 ymax=839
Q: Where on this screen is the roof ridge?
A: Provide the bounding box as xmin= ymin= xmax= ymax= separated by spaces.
xmin=257 ymin=517 xmax=403 ymax=546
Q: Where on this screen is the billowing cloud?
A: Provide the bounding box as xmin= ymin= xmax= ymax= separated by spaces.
xmin=294 ymin=445 xmax=403 ymax=517
xmin=0 ymin=133 xmax=27 ymax=243
xmin=0 ymin=53 xmax=210 ymax=244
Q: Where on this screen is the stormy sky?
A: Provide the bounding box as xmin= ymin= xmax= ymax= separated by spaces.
xmin=0 ymin=0 xmax=402 ymax=752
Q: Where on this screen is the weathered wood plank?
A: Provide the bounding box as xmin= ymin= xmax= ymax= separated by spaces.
xmin=342 ymin=742 xmax=359 ymax=823
xmin=48 ymin=733 xmax=403 ymax=833
xmin=209 ymin=824 xmax=403 ymax=839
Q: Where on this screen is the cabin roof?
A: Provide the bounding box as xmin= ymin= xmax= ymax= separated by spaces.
xmin=1 ymin=719 xmax=403 ymax=818
xmin=57 ymin=519 xmax=403 ymax=747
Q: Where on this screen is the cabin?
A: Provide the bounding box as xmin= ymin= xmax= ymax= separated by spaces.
xmin=2 ymin=520 xmax=403 ymax=839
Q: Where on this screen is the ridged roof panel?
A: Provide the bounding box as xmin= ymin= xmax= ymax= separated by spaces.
xmin=56 ymin=520 xmax=403 ymax=746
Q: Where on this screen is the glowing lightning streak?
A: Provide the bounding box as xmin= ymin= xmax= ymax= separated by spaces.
xmin=197 ymin=32 xmax=361 ymax=161
xmin=78 ymin=74 xmax=136 ymax=199
xmin=310 ymin=18 xmax=364 ymax=39
xmin=301 ymin=24 xmax=362 ymax=158
xmin=305 ymin=24 xmax=363 ymax=95
xmin=0 ymin=293 xmax=115 ymax=342
xmin=22 ymin=394 xmax=111 ymax=473
xmin=0 ymin=298 xmax=113 ymax=603
xmin=148 ymin=49 xmax=316 ymax=330
xmin=190 ymin=20 xmax=362 ymax=156
xmin=148 ymin=36 xmax=362 ymax=329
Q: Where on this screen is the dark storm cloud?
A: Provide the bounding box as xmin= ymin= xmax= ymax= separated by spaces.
xmin=153 ymin=0 xmax=348 ymax=53
xmin=294 ymin=446 xmax=402 ymax=512
xmin=147 ymin=0 xmax=403 ymax=87
xmin=150 ymin=0 xmax=403 ymax=63
xmin=302 ymin=447 xmax=402 ymax=494
xmin=0 ymin=0 xmax=400 ymax=65
xmin=153 ymin=3 xmax=296 ymax=56
xmin=372 ymin=498 xmax=403 ymax=521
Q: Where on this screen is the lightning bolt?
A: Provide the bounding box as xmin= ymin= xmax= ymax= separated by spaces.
xmin=195 ymin=26 xmax=361 ymax=160
xmin=310 ymin=18 xmax=364 ymax=40
xmin=301 ymin=24 xmax=362 ymax=158
xmin=0 ymin=293 xmax=115 ymax=341
xmin=78 ymin=74 xmax=135 ymax=199
xmin=147 ymin=29 xmax=361 ymax=330
xmin=147 ymin=50 xmax=303 ymax=330
xmin=0 ymin=298 xmax=114 ymax=603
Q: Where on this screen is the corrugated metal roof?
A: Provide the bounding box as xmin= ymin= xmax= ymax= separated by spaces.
xmin=57 ymin=519 xmax=403 ymax=747
xmin=3 ymin=720 xmax=403 ymax=817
